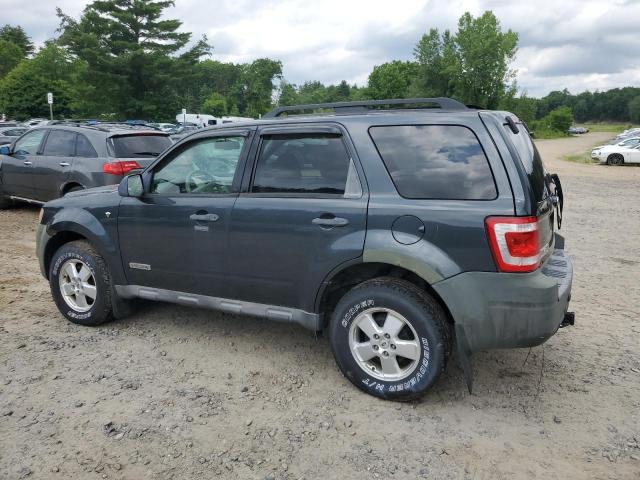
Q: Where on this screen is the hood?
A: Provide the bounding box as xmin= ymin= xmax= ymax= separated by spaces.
xmin=65 ymin=184 xmax=119 ymax=198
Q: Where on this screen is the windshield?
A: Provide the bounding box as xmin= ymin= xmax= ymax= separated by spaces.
xmin=109 ymin=134 xmax=172 ymax=158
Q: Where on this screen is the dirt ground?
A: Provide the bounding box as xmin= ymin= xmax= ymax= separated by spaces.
xmin=1 ymin=131 xmax=639 ymax=480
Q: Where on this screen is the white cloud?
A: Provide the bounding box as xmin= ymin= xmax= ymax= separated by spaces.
xmin=5 ymin=0 xmax=639 ymax=97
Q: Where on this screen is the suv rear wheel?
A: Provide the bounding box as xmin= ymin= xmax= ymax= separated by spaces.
xmin=49 ymin=240 xmax=114 ymax=326
xmin=329 ymin=277 xmax=451 ymax=401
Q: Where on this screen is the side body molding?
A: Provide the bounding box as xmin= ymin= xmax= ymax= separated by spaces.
xmin=116 ymin=285 xmax=320 ymax=331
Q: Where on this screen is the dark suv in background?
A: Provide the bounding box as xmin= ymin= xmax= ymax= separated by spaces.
xmin=0 ymin=123 xmax=172 ymax=208
xmin=35 ymin=98 xmax=573 ymax=400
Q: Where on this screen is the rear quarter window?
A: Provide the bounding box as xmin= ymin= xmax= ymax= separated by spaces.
xmin=109 ymin=134 xmax=172 ymax=158
xmin=369 ymin=125 xmax=497 ymax=200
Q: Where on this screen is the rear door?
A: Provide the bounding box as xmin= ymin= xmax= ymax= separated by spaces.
xmin=1 ymin=128 xmax=47 ymax=199
xmin=117 ymin=130 xmax=253 ymax=298
xmin=226 ymin=124 xmax=368 ymax=312
xmin=34 ymin=129 xmax=77 ymax=201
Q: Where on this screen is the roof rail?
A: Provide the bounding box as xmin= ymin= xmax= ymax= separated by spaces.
xmin=264 ymin=97 xmax=467 ymax=118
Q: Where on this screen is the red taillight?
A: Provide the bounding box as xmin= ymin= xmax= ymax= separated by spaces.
xmin=485 ymin=216 xmax=542 ymax=273
xmin=102 ymin=160 xmax=141 ymax=176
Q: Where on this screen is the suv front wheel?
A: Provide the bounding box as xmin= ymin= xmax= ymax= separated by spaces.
xmin=49 ymin=240 xmax=114 ymax=326
xmin=329 ymin=278 xmax=451 ymax=401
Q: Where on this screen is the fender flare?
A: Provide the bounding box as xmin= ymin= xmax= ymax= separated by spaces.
xmin=44 ymin=208 xmax=126 ymax=284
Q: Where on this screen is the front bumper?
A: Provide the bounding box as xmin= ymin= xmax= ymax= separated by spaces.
xmin=433 ymin=248 xmax=573 ymax=352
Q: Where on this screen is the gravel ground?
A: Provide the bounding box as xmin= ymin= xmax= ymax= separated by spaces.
xmin=1 ymin=132 xmax=639 ymax=479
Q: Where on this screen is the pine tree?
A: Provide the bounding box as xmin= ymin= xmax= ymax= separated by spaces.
xmin=57 ymin=0 xmax=210 ymax=119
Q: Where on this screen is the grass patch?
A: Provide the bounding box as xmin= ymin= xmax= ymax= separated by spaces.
xmin=563 ymin=152 xmax=596 ymax=164
xmin=580 ymin=122 xmax=638 ymax=133
xmin=532 ymin=129 xmax=568 ymax=139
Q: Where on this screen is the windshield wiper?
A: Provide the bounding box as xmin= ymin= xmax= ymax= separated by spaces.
xmin=132 ymin=151 xmax=159 ymax=156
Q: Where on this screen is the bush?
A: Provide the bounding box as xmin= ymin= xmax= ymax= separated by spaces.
xmin=547 ymin=106 xmax=573 ymax=133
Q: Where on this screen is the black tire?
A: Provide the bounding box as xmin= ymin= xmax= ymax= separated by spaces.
xmin=49 ymin=240 xmax=114 ymax=326
xmin=607 ymin=154 xmax=623 ymax=166
xmin=0 ymin=196 xmax=12 ymax=209
xmin=329 ymin=277 xmax=451 ymax=401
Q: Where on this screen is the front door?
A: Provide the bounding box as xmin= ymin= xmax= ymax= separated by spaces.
xmin=1 ymin=129 xmax=47 ymax=199
xmin=34 ymin=129 xmax=77 ymax=201
xmin=117 ymin=130 xmax=252 ymax=298
xmin=227 ymin=125 xmax=369 ymax=312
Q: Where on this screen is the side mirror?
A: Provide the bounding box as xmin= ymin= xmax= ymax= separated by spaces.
xmin=0 ymin=145 xmax=11 ymax=155
xmin=118 ymin=174 xmax=144 ymax=197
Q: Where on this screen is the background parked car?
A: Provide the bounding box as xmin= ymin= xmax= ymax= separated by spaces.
xmin=23 ymin=118 xmax=50 ymax=128
xmin=568 ymin=126 xmax=589 ymax=134
xmin=0 ymin=126 xmax=28 ymax=145
xmin=169 ymin=124 xmax=200 ymax=141
xmin=592 ymin=140 xmax=640 ymax=165
xmin=615 ymin=127 xmax=640 ymax=141
xmin=148 ymin=122 xmax=176 ymax=132
xmin=0 ymin=123 xmax=172 ymax=207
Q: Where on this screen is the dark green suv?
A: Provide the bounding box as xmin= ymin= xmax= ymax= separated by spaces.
xmin=35 ymin=98 xmax=573 ymax=400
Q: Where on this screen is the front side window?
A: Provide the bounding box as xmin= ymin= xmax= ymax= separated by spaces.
xmin=43 ymin=130 xmax=77 ymax=157
xmin=13 ymin=129 xmax=46 ymax=155
xmin=252 ymin=134 xmax=356 ymax=195
xmin=369 ymin=125 xmax=497 ymax=200
xmin=151 ymin=136 xmax=245 ymax=195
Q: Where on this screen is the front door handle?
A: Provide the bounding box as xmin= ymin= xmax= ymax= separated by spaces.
xmin=312 ymin=216 xmax=349 ymax=227
xmin=23 ymin=161 xmax=32 ymax=165
xmin=59 ymin=162 xmax=70 ymax=167
xmin=189 ymin=213 xmax=219 ymax=222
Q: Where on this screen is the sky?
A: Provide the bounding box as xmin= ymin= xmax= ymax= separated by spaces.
xmin=4 ymin=0 xmax=640 ymax=97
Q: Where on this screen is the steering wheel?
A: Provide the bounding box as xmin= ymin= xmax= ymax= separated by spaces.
xmin=185 ymin=170 xmax=215 ymax=193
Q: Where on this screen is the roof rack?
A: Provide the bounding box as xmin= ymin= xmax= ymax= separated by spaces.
xmin=264 ymin=97 xmax=467 ymax=118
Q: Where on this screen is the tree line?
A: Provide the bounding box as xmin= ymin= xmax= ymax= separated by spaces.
xmin=0 ymin=0 xmax=638 ymax=125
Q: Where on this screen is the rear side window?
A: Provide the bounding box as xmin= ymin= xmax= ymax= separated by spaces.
xmin=43 ymin=130 xmax=76 ymax=156
xmin=75 ymin=134 xmax=98 ymax=157
xmin=252 ymin=134 xmax=358 ymax=196
xmin=109 ymin=134 xmax=172 ymax=158
xmin=369 ymin=125 xmax=497 ymax=200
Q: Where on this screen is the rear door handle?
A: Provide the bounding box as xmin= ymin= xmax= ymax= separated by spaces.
xmin=23 ymin=161 xmax=32 ymax=165
xmin=59 ymin=162 xmax=70 ymax=167
xmin=312 ymin=216 xmax=349 ymax=227
xmin=189 ymin=213 xmax=219 ymax=222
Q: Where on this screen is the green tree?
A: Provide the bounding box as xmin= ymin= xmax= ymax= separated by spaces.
xmin=277 ymin=80 xmax=299 ymax=106
xmin=367 ymin=61 xmax=417 ymax=99
xmin=411 ymin=28 xmax=457 ymax=97
xmin=628 ymin=96 xmax=640 ymax=124
xmin=453 ymin=11 xmax=518 ymax=108
xmin=227 ymin=58 xmax=282 ymax=117
xmin=547 ymin=106 xmax=573 ymax=133
xmin=57 ymin=0 xmax=210 ymax=119
xmin=0 ymin=25 xmax=34 ymax=57
xmin=0 ymin=44 xmax=79 ymax=119
xmin=201 ymin=92 xmax=227 ymax=116
xmin=0 ymin=40 xmax=22 ymax=78
xmin=498 ymin=90 xmax=537 ymax=125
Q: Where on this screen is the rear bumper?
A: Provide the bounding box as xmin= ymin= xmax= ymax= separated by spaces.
xmin=433 ymin=248 xmax=573 ymax=352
